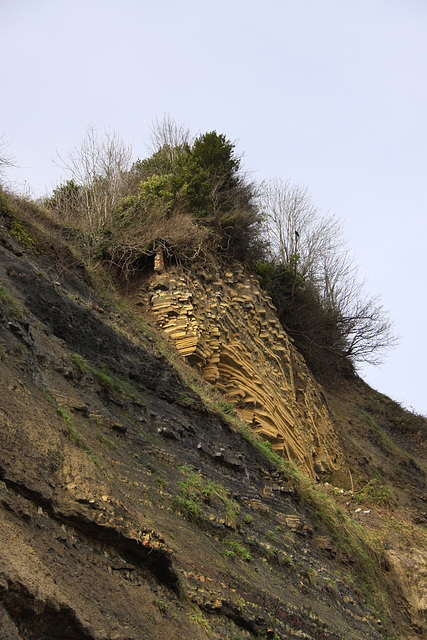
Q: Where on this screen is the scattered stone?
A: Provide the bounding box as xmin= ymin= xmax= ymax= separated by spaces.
xmin=111 ymin=421 xmax=127 ymax=434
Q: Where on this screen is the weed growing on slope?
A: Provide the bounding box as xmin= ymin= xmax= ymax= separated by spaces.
xmin=173 ymin=465 xmax=240 ymax=527
xmin=189 ymin=609 xmax=212 ymax=635
xmin=153 ymin=598 xmax=169 ymax=614
xmin=358 ymin=409 xmax=403 ymax=458
xmin=354 ymin=477 xmax=394 ymax=508
xmin=43 ymin=393 xmax=101 ymax=467
xmin=69 ymin=352 xmax=124 ymax=396
xmin=96 ymin=433 xmax=117 ymax=451
xmin=0 ymin=285 xmax=25 ymax=319
xmin=91 ymin=365 xmax=124 ymax=395
xmin=69 ymin=352 xmax=89 ymax=374
xmin=9 ymin=217 xmax=38 ymax=253
xmin=223 ymin=538 xmax=252 ymax=561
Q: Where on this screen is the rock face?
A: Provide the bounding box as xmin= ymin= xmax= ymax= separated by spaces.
xmin=141 ymin=263 xmax=346 ymax=479
xmin=1 ymin=209 xmax=426 ymax=640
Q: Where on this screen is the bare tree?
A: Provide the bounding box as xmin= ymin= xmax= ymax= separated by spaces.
xmin=261 ymin=178 xmax=344 ymax=282
xmin=260 ymin=178 xmax=398 ymax=367
xmin=0 ymin=135 xmax=16 ymax=186
xmin=147 ymin=113 xmax=193 ymax=162
xmin=55 ymin=126 xmax=133 ymax=232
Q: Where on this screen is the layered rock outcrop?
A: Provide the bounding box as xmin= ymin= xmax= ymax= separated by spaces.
xmin=141 ymin=262 xmax=346 ymax=479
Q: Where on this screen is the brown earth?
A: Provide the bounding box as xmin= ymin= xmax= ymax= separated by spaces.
xmin=0 ymin=206 xmax=426 ymax=639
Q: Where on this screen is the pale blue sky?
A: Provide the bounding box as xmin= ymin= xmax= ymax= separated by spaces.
xmin=2 ymin=0 xmax=427 ymax=413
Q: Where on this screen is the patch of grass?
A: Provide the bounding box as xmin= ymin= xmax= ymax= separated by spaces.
xmin=0 ymin=286 xmax=15 ymax=306
xmin=223 ymin=538 xmax=251 ymax=562
xmin=70 ymin=353 xmax=125 ymax=397
xmin=96 ymin=433 xmax=117 ymax=451
xmin=153 ymin=598 xmax=169 ymax=614
xmin=266 ymin=547 xmax=279 ymax=562
xmin=156 ymin=477 xmax=168 ymax=490
xmin=91 ymin=366 xmax=123 ymax=395
xmin=69 ymin=352 xmax=89 ymax=374
xmin=177 ymin=393 xmax=195 ymax=407
xmin=174 ymin=466 xmax=240 ymax=527
xmin=190 ymin=610 xmax=212 ymax=635
xmin=266 ymin=529 xmax=277 ymax=542
xmin=13 ymin=342 xmax=27 ymax=354
xmin=279 ymin=553 xmax=295 ymax=568
xmin=244 ymin=514 xmax=253 ymax=524
xmin=384 ymin=513 xmax=427 ymax=550
xmin=172 ymin=496 xmax=202 ymax=523
xmin=9 ymin=217 xmax=38 ymax=252
xmin=215 ymin=400 xmax=236 ymax=417
xmin=354 ymin=477 xmax=394 ymax=508
xmin=358 ymin=409 xmax=402 ymax=458
xmin=238 ymin=424 xmax=298 ymax=477
xmin=0 ymin=285 xmax=25 ymax=319
xmin=307 ymin=568 xmax=318 ymax=585
xmin=43 ymin=393 xmax=100 ymax=467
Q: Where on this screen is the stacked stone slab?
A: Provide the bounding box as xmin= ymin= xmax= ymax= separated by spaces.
xmin=141 ymin=263 xmax=346 ymax=479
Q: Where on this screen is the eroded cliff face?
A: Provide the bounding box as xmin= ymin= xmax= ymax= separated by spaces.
xmin=140 ymin=262 xmax=346 ymax=480
xmin=1 ymin=208 xmax=426 ymax=639
xmin=0 ymin=236 xmax=387 ymax=640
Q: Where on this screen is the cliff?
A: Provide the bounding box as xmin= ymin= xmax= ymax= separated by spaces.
xmin=141 ymin=263 xmax=346 ymax=480
xmin=0 ymin=201 xmax=426 ymax=639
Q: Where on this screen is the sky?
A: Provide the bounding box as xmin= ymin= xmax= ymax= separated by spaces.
xmin=2 ymin=0 xmax=427 ymax=414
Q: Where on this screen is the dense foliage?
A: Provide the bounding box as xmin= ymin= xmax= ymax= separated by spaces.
xmin=256 ymin=260 xmax=348 ymax=375
xmin=39 ymin=122 xmax=396 ymax=373
xmin=129 ymin=130 xmax=262 ymax=260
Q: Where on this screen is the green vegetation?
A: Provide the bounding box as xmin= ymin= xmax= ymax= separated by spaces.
xmin=91 ymin=366 xmax=123 ymax=395
xmin=13 ymin=343 xmax=27 ymax=354
xmin=69 ymin=352 xmax=89 ymax=374
xmin=0 ymin=285 xmax=25 ymax=319
xmin=222 ymin=538 xmax=252 ymax=562
xmin=354 ymin=477 xmax=394 ymax=508
xmin=0 ymin=190 xmax=38 ymax=252
xmin=177 ymin=393 xmax=195 ymax=407
xmin=266 ymin=529 xmax=277 ymax=542
xmin=189 ymin=609 xmax=212 ymax=635
xmin=173 ymin=465 xmax=240 ymax=527
xmin=153 ymin=598 xmax=169 ymax=614
xmin=96 ymin=433 xmax=117 ymax=451
xmin=69 ymin=353 xmax=124 ymax=396
xmin=45 ymin=123 xmax=262 ymax=281
xmin=155 ymin=477 xmax=168 ymax=490
xmin=43 ymin=393 xmax=100 ymax=467
xmin=358 ymin=409 xmax=402 ymax=458
xmin=9 ymin=217 xmax=38 ymax=252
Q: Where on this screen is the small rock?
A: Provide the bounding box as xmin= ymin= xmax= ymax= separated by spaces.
xmin=111 ymin=422 xmax=127 ymax=434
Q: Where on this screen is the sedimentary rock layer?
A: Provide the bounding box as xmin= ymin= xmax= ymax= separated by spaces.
xmin=142 ymin=262 xmax=346 ymax=479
